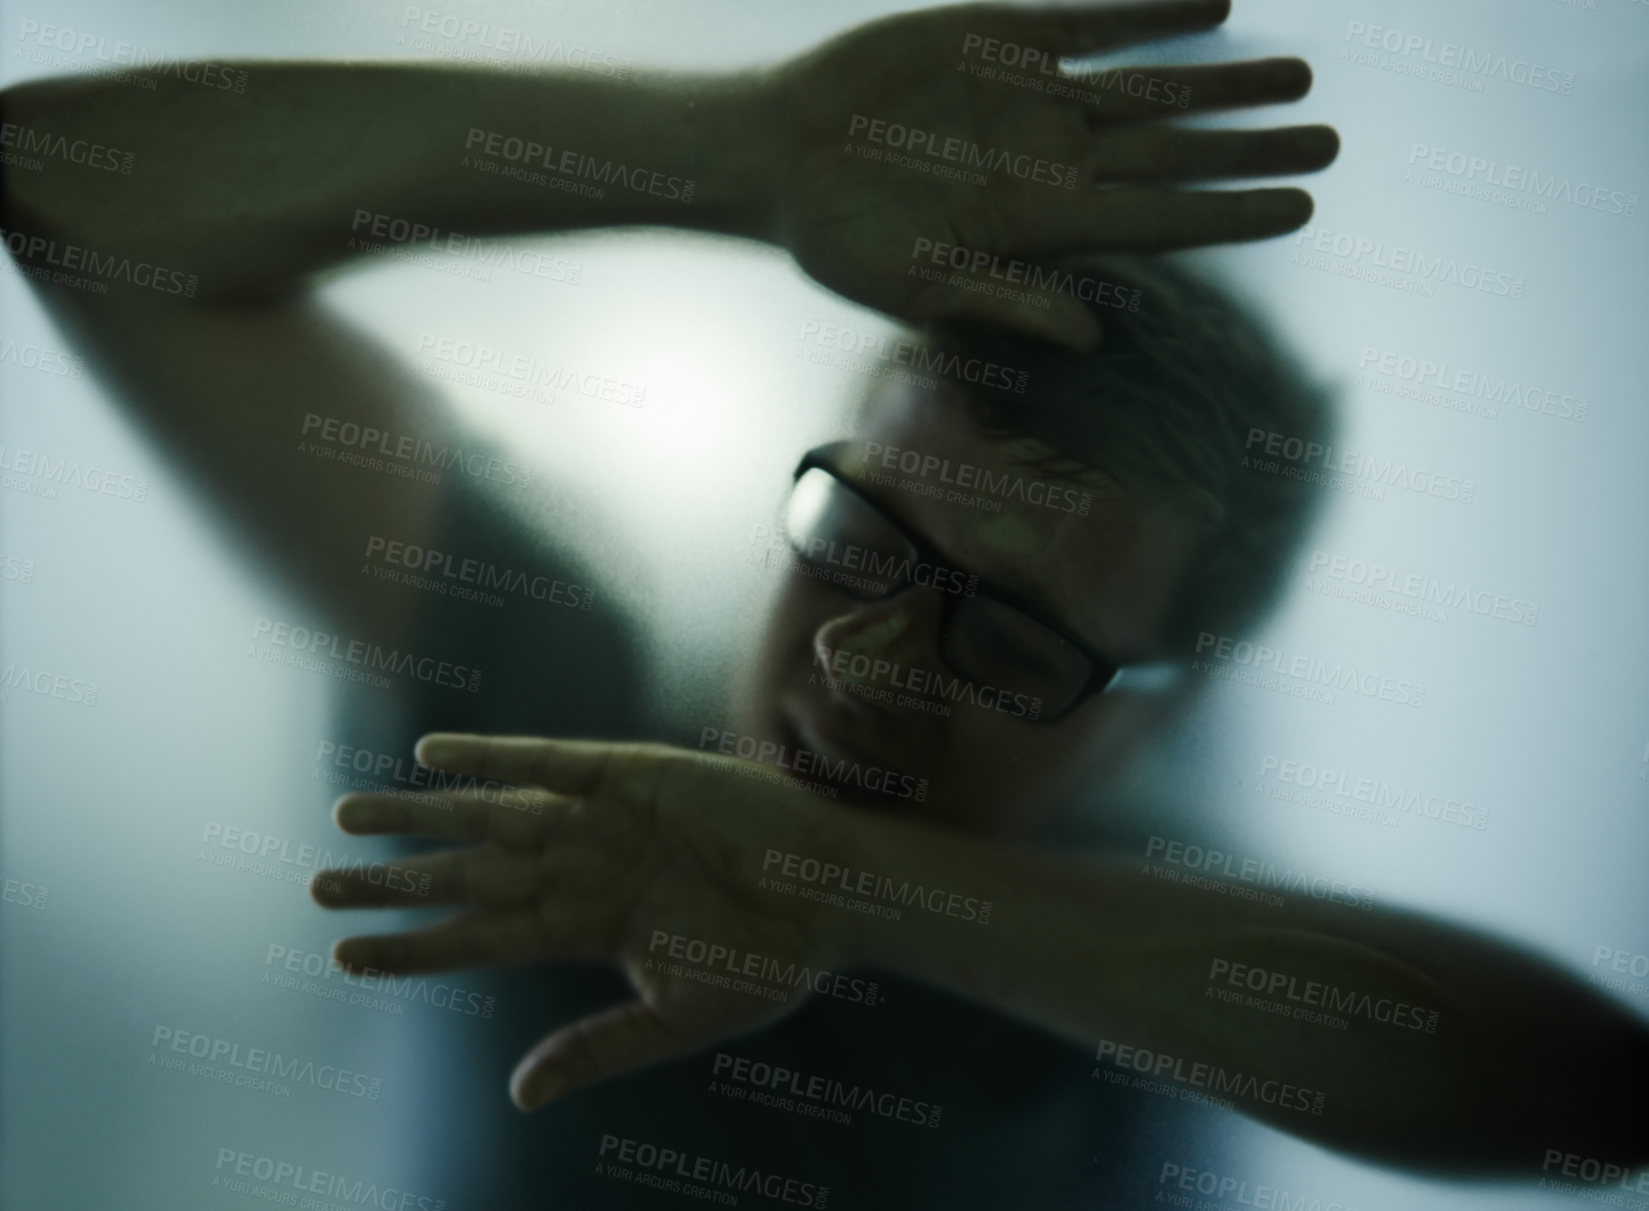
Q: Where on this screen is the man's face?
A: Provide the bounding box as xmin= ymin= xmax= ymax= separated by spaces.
xmin=732 ymin=377 xmax=1205 ymax=839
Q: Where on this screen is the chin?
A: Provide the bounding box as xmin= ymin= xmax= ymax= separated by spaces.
xmin=773 ymin=711 xmax=928 ymax=815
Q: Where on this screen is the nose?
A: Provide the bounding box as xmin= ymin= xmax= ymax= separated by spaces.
xmin=812 ymin=589 xmax=946 ymax=702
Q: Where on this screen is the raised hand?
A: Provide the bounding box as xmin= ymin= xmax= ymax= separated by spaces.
xmin=310 ymin=735 xmax=861 ymax=1111
xmin=762 ymin=0 xmax=1339 ymax=345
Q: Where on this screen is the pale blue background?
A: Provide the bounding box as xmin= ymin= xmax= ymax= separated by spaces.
xmin=2 ymin=1 xmax=1646 ymax=1208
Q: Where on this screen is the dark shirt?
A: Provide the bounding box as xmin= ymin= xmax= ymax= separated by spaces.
xmin=330 ymin=477 xmax=1207 ymax=1210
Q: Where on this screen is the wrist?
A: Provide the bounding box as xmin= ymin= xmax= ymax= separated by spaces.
xmin=825 ymin=812 xmax=1021 ymax=982
xmin=653 ymin=70 xmax=786 ymax=244
xmin=794 ymin=805 xmax=974 ymax=977
xmin=770 ymin=797 xmax=896 ymax=971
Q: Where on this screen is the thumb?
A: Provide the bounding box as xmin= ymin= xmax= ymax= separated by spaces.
xmin=511 ymin=1000 xmax=693 ymax=1111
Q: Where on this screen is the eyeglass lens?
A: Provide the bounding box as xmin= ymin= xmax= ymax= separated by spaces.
xmin=782 ymin=468 xmax=1093 ymax=715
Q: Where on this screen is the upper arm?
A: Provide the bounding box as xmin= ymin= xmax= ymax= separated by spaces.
xmin=32 ymin=283 xmax=526 ymax=639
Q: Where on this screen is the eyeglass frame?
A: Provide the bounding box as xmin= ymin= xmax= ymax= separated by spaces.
xmin=783 ymin=448 xmax=1126 ymax=724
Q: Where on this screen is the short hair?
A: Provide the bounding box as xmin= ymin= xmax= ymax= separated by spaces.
xmin=922 ymin=254 xmax=1337 ymax=650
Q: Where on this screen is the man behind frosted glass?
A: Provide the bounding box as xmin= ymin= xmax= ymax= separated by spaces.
xmin=3 ymin=1 xmax=1644 ymax=1204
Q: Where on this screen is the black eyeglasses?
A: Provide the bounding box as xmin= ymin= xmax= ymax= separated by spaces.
xmin=780 ymin=451 xmax=1121 ymax=723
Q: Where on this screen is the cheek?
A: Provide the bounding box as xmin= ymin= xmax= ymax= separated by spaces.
xmin=735 ymin=581 xmax=819 ymax=709
xmin=757 ymin=580 xmax=830 ymax=664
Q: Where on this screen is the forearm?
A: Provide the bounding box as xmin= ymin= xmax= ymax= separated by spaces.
xmin=832 ymin=814 xmax=1649 ymax=1175
xmin=0 ymin=63 xmax=778 ymax=297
